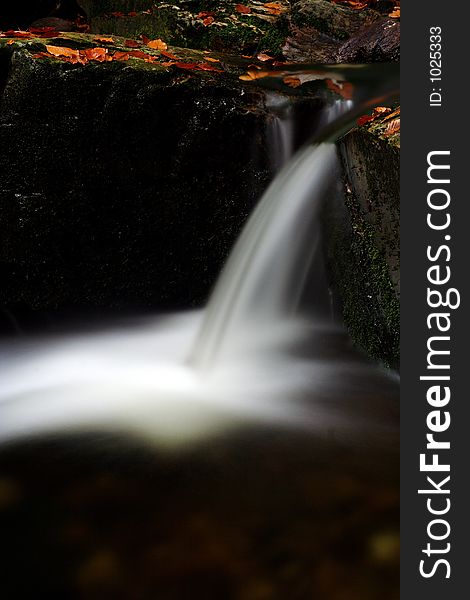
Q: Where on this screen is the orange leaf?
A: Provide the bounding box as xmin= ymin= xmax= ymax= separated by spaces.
xmin=263 ymin=2 xmax=285 ymax=15
xmin=384 ymin=118 xmax=400 ymax=136
xmin=205 ymin=57 xmax=220 ymax=63
xmin=3 ymin=30 xmax=32 ymax=38
xmin=146 ymin=38 xmax=167 ymax=50
xmin=235 ymin=4 xmax=251 ymax=14
xmin=94 ymin=36 xmax=114 ymax=44
xmin=326 ymin=79 xmax=354 ymax=100
xmin=160 ymin=50 xmax=179 ymax=60
xmin=46 ymin=45 xmax=80 ymax=59
xmin=113 ymin=51 xmax=130 ymax=61
xmin=128 ymin=49 xmax=149 ymax=59
xmin=389 ymin=8 xmax=400 ymax=18
xmin=83 ymin=47 xmax=108 ymax=62
xmin=125 ymin=39 xmax=140 ymax=48
xmin=283 ymin=76 xmax=301 ymax=88
xmin=173 ymin=62 xmax=199 ymax=70
xmin=257 ymin=52 xmax=274 ymax=62
xmin=198 ymin=62 xmax=223 ymax=72
xmin=203 ymin=16 xmax=215 ymax=25
xmin=239 ymin=69 xmax=270 ymax=81
xmin=357 ymin=115 xmax=374 ymax=126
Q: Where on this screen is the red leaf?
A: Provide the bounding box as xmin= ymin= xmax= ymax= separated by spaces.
xmin=128 ymin=49 xmax=149 ymax=59
xmin=160 ymin=50 xmax=179 ymax=60
xmin=125 ymin=39 xmax=140 ymax=48
xmin=235 ymin=4 xmax=251 ymax=14
xmin=203 ymin=16 xmax=215 ymax=25
xmin=173 ymin=62 xmax=198 ymax=70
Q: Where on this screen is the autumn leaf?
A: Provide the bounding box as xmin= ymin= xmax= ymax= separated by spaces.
xmin=173 ymin=62 xmax=199 ymax=71
xmin=203 ymin=16 xmax=215 ymax=25
xmin=111 ymin=11 xmax=125 ymax=17
xmin=2 ymin=30 xmax=32 ymax=38
xmin=389 ymin=8 xmax=400 ymax=18
xmin=46 ymin=45 xmax=80 ymax=59
xmin=239 ymin=69 xmax=270 ymax=81
xmin=205 ymin=57 xmax=220 ymax=63
xmin=83 ymin=47 xmax=108 ymax=62
xmin=125 ymin=39 xmax=140 ymax=48
xmin=257 ymin=52 xmax=274 ymax=62
xmin=160 ymin=50 xmax=179 ymax=60
xmin=146 ymin=38 xmax=168 ymax=50
xmin=94 ymin=36 xmax=114 ymax=44
xmin=263 ymin=2 xmax=285 ymax=15
xmin=235 ymin=4 xmax=251 ymax=14
xmin=198 ymin=62 xmax=224 ymax=72
xmin=113 ymin=51 xmax=130 ymax=61
xmin=283 ymin=76 xmax=301 ymax=88
xmin=384 ymin=118 xmax=400 ymax=136
xmin=197 ymin=11 xmax=215 ymax=18
xmin=128 ymin=11 xmax=138 ymax=17
xmin=29 ymin=26 xmax=58 ymax=37
xmin=127 ymin=49 xmax=149 ymax=59
xmin=326 ymin=79 xmax=354 ymax=100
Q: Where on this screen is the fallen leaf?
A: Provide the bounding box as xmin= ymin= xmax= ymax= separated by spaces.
xmin=326 ymin=79 xmax=354 ymax=100
xmin=384 ymin=118 xmax=400 ymax=136
xmin=263 ymin=2 xmax=285 ymax=15
xmin=83 ymin=47 xmax=108 ymax=62
xmin=283 ymin=76 xmax=301 ymax=88
xmin=173 ymin=62 xmax=199 ymax=70
xmin=389 ymin=8 xmax=400 ymax=18
xmin=205 ymin=57 xmax=220 ymax=63
xmin=197 ymin=11 xmax=215 ymax=18
xmin=257 ymin=52 xmax=274 ymax=62
xmin=146 ymin=38 xmax=167 ymax=50
xmin=239 ymin=69 xmax=270 ymax=81
xmin=235 ymin=4 xmax=251 ymax=14
xmin=141 ymin=34 xmax=150 ymax=44
xmin=128 ymin=11 xmax=138 ymax=17
xmin=127 ymin=49 xmax=149 ymax=59
xmin=94 ymin=36 xmax=114 ymax=44
xmin=111 ymin=12 xmax=125 ymax=17
xmin=203 ymin=16 xmax=215 ymax=26
xmin=357 ymin=115 xmax=374 ymax=126
xmin=2 ymin=30 xmax=32 ymax=38
xmin=160 ymin=50 xmax=179 ymax=60
xmin=125 ymin=39 xmax=140 ymax=48
xmin=46 ymin=45 xmax=80 ymax=59
xmin=113 ymin=51 xmax=130 ymax=61
xmin=7 ymin=39 xmax=15 ymax=45
xmin=198 ymin=62 xmax=224 ymax=72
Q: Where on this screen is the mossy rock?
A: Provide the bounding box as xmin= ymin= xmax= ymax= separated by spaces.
xmin=324 ymin=117 xmax=400 ymax=369
xmin=284 ymin=0 xmax=382 ymax=62
xmin=78 ymin=1 xmax=290 ymax=56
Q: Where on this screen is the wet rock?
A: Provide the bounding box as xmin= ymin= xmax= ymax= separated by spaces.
xmin=283 ymin=0 xmax=381 ymax=62
xmin=0 ymin=37 xmax=276 ymax=314
xmin=337 ymin=18 xmax=400 ymax=62
xmin=324 ymin=116 xmax=400 ymax=368
xmin=78 ymin=1 xmax=290 ymax=56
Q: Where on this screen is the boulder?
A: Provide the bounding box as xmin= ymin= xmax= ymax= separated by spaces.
xmin=337 ymin=18 xmax=400 ymax=62
xmin=325 ymin=111 xmax=400 ymax=368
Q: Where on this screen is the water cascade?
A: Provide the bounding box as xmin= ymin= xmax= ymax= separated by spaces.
xmin=0 ymin=95 xmax=398 ymax=449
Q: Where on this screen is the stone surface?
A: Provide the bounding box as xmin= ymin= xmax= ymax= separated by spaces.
xmin=283 ymin=0 xmax=381 ymax=62
xmin=324 ymin=114 xmax=400 ymax=368
xmin=337 ymin=18 xmax=400 ymax=62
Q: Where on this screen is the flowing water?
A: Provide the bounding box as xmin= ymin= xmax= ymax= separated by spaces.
xmin=0 ymin=84 xmax=399 ymax=599
xmin=0 ymin=98 xmax=396 ymax=448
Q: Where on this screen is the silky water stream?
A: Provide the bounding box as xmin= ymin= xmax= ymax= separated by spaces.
xmin=0 ymin=70 xmax=400 ymax=599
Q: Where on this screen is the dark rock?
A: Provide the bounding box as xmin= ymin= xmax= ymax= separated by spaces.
xmin=337 ymin=18 xmax=400 ymax=63
xmin=0 ymin=37 xmax=328 ymax=321
xmin=324 ymin=119 xmax=400 ymax=368
xmin=283 ymin=0 xmax=381 ymax=62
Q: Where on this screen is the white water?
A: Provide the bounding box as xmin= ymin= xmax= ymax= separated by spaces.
xmin=0 ymin=99 xmax=398 ymax=449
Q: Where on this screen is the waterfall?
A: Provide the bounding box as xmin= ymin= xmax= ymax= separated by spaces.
xmin=0 ymin=97 xmax=398 ymax=448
